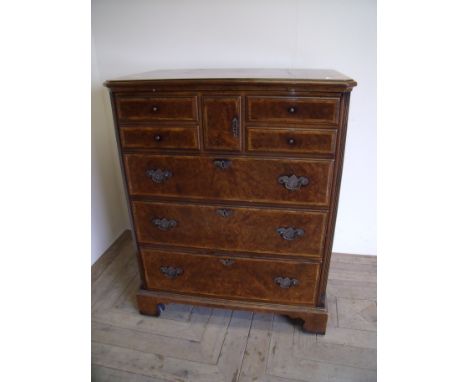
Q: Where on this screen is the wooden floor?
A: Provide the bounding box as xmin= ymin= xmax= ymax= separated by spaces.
xmin=92 ymin=234 xmax=377 ymax=382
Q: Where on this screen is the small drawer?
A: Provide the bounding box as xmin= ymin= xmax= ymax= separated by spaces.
xmin=246 ymin=127 xmax=337 ymax=155
xmin=141 ymin=248 xmax=321 ymax=305
xmin=246 ymin=96 xmax=340 ymax=125
xmin=120 ymin=126 xmax=199 ymax=150
xmin=132 ymin=201 xmax=327 ymax=257
xmin=115 ymin=96 xmax=198 ymax=122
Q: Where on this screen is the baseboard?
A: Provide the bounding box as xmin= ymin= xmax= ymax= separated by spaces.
xmin=332 ymin=252 xmax=377 ymax=259
xmin=91 ymin=229 xmax=132 ymax=284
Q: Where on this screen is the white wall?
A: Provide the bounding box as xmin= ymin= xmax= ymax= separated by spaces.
xmin=92 ymin=0 xmax=376 ymax=256
xmin=91 ymin=36 xmax=129 ymax=264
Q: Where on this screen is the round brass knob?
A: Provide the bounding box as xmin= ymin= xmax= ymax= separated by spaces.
xmin=288 ymin=106 xmax=296 ymax=113
xmin=152 ymin=106 xmax=159 ymax=112
xmin=287 ymin=138 xmax=295 ymax=145
xmin=154 ymin=135 xmax=162 ymax=142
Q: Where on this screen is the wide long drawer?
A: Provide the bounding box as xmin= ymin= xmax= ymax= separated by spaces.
xmin=132 ymin=201 xmax=327 ymax=257
xmin=124 ymin=154 xmax=334 ymax=207
xmin=141 ymin=248 xmax=320 ymax=305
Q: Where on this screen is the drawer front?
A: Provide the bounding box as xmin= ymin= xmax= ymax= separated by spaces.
xmin=125 ymin=154 xmax=334 ymax=207
xmin=246 ymin=127 xmax=337 ymax=155
xmin=132 ymin=201 xmax=327 ymax=257
xmin=116 ymin=96 xmax=198 ymax=122
xmin=120 ymin=127 xmax=199 ymax=150
xmin=141 ymin=248 xmax=320 ymax=305
xmin=246 ymin=96 xmax=340 ymax=125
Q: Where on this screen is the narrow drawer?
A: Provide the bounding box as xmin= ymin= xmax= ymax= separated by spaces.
xmin=141 ymin=248 xmax=320 ymax=305
xmin=246 ymin=127 xmax=337 ymax=155
xmin=124 ymin=154 xmax=334 ymax=207
xmin=120 ymin=126 xmax=199 ymax=150
xmin=132 ymin=201 xmax=327 ymax=257
xmin=246 ymin=96 xmax=340 ymax=125
xmin=115 ymin=96 xmax=198 ymax=122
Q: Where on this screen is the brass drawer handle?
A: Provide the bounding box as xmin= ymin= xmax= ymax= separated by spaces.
xmin=220 ymin=258 xmax=235 ymax=266
xmin=152 ymin=218 xmax=177 ymax=231
xmin=278 ymin=174 xmax=309 ymax=191
xmin=277 ymin=227 xmax=304 ymax=241
xmin=152 ymin=106 xmax=159 ymax=112
xmin=146 ymin=168 xmax=172 ymax=184
xmin=288 ymin=106 xmax=296 ymax=114
xmin=274 ymin=276 xmax=299 ymax=288
xmin=154 ymin=134 xmax=163 ymax=142
xmin=160 ymin=266 xmax=183 ymax=279
xmin=287 ymin=137 xmax=296 ymax=145
xmin=213 ymin=159 xmax=232 ymax=170
xmin=216 ymin=208 xmax=233 ymax=217
xmin=231 ymin=116 xmax=239 ymax=137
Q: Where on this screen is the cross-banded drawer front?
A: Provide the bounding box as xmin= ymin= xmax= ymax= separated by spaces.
xmin=124 ymin=154 xmax=334 ymax=207
xmin=116 ymin=96 xmax=198 ymax=122
xmin=120 ymin=126 xmax=199 ymax=150
xmin=246 ymin=96 xmax=341 ymax=125
xmin=132 ymin=201 xmax=327 ymax=257
xmin=246 ymin=127 xmax=337 ymax=155
xmin=141 ymin=248 xmax=321 ymax=305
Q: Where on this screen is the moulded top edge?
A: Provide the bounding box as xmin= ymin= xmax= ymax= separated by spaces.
xmin=104 ymin=68 xmax=357 ymax=87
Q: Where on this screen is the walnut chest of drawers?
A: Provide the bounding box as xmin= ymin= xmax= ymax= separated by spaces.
xmin=105 ymin=69 xmax=357 ymax=334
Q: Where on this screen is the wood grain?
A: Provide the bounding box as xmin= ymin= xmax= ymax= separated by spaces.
xmin=140 ymin=248 xmax=321 ymax=304
xmin=115 ymin=96 xmax=198 ymax=122
xmin=246 ymin=127 xmax=337 ymax=155
xmin=246 ymin=96 xmax=341 ymax=125
xmin=203 ymin=96 xmax=241 ymax=151
xmin=132 ymin=201 xmax=327 ymax=257
xmin=119 ymin=126 xmax=199 ymax=150
xmin=124 ymin=154 xmax=334 ymax=207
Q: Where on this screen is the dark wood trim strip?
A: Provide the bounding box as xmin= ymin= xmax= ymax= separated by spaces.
xmin=137 ymin=242 xmax=325 ymax=262
xmin=105 ymin=79 xmax=357 ymax=93
xmin=316 ymin=92 xmax=352 ymax=306
xmin=128 ymin=194 xmax=332 ymax=211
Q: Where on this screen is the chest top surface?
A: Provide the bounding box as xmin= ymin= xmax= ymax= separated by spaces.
xmin=105 ymin=68 xmax=357 ymax=91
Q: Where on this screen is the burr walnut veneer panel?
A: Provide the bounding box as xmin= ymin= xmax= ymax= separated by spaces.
xmin=124 ymin=154 xmax=334 ymax=207
xmin=116 ymin=96 xmax=198 ymax=122
xmin=132 ymin=201 xmax=327 ymax=257
xmin=120 ymin=126 xmax=199 ymax=150
xmin=246 ymin=96 xmax=341 ymax=125
xmin=246 ymin=127 xmax=337 ymax=155
xmin=141 ymin=248 xmax=321 ymax=305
